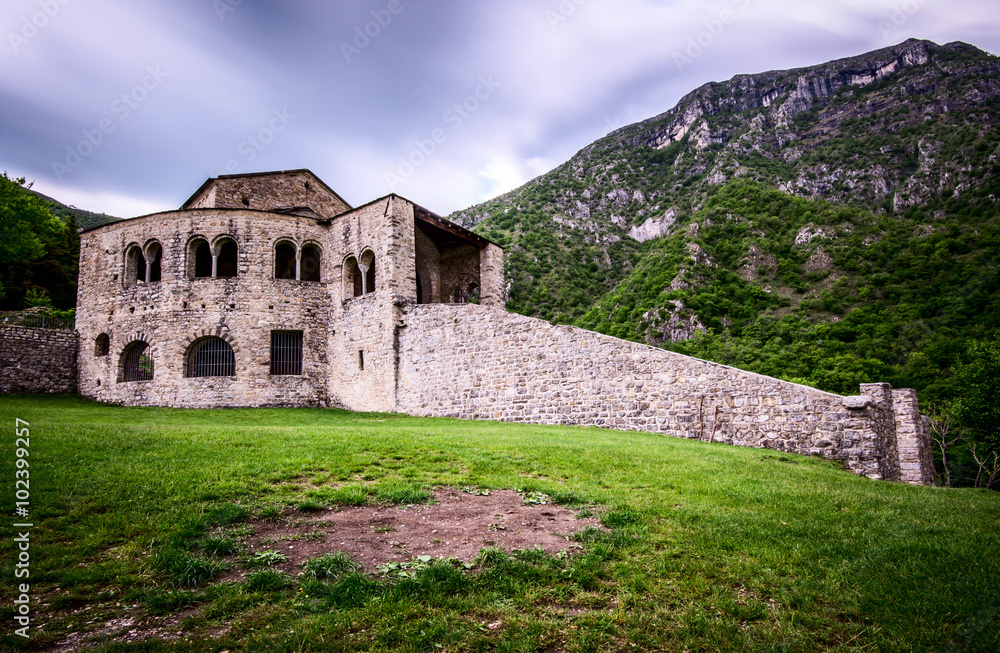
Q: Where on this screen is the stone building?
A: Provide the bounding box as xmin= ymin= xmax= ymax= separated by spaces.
xmin=73 ymin=169 xmax=935 ymax=484
xmin=76 ymin=170 xmax=503 ymax=411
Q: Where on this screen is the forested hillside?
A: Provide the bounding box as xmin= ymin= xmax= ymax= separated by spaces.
xmin=451 ymin=38 xmax=1000 ymax=485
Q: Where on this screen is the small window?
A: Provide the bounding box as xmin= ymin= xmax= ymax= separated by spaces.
xmin=270 ymin=331 xmax=303 ymax=376
xmin=360 ymin=250 xmax=376 ymax=295
xmin=190 ymin=238 xmax=212 ymax=278
xmin=358 ymin=350 xmax=365 ymax=371
xmin=275 ymin=242 xmax=296 ymax=280
xmin=344 ymin=256 xmax=362 ymax=299
xmin=216 ymin=239 xmax=238 ymax=278
xmin=301 ymin=245 xmax=321 ymax=282
xmin=186 ymin=337 xmax=236 ymax=378
xmin=147 ymin=242 xmax=162 ymax=283
xmin=365 ymin=258 xmax=376 ymax=294
xmin=94 ymin=333 xmax=110 ymax=357
xmin=120 ymin=341 xmax=153 ymax=382
xmin=468 ymin=283 xmax=480 ymax=304
xmin=125 ymin=245 xmax=146 ymax=286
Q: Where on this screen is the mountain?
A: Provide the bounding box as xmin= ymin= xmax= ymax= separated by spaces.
xmin=449 ymin=39 xmax=1000 ymax=404
xmin=27 ymin=188 xmax=120 ymax=230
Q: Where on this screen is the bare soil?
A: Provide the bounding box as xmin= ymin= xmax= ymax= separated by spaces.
xmin=228 ymin=487 xmax=603 ymax=579
xmin=46 ymin=488 xmax=602 ymax=651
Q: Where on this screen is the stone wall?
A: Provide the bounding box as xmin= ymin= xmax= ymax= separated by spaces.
xmin=0 ymin=327 xmax=78 ymax=394
xmin=395 ymin=304 xmax=934 ymax=482
xmin=184 ymin=170 xmax=351 ymax=219
xmin=76 ymin=208 xmax=336 ymax=408
xmin=892 ymin=389 xmax=937 ymax=485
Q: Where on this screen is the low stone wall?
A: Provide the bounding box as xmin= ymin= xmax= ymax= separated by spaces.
xmin=396 ymin=305 xmax=934 ymax=483
xmin=0 ymin=327 xmax=78 ymax=394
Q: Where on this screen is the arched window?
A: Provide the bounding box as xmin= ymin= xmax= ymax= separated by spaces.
xmin=216 ymin=239 xmax=238 ymax=278
xmin=360 ymin=250 xmax=376 ymax=295
xmin=365 ymin=259 xmax=376 ymax=294
xmin=468 ymin=283 xmax=480 ymax=304
xmin=275 ymin=242 xmax=296 ymax=280
xmin=344 ymin=256 xmax=362 ymax=299
xmin=189 ymin=238 xmax=212 ymax=279
xmin=125 ymin=245 xmax=146 ymax=286
xmin=147 ymin=242 xmax=162 ymax=283
xmin=300 ymin=245 xmax=321 ymax=282
xmin=186 ymin=337 xmax=236 ymax=378
xmin=119 ymin=341 xmax=153 ymax=382
xmin=94 ymin=333 xmax=110 ymax=357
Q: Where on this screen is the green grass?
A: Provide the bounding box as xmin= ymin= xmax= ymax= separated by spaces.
xmin=1 ymin=394 xmax=998 ymax=652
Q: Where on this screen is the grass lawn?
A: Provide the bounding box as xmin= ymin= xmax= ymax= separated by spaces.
xmin=1 ymin=394 xmax=998 ymax=652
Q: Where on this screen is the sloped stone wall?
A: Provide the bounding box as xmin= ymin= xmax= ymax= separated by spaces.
xmin=0 ymin=327 xmax=78 ymax=394
xmin=395 ymin=304 xmax=934 ymax=483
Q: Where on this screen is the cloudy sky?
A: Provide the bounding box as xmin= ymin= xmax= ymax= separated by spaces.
xmin=1 ymin=0 xmax=998 ymax=218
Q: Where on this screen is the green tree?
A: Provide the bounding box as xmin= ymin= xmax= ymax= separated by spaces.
xmin=952 ymin=340 xmax=1000 ymax=488
xmin=953 ymin=340 xmax=1000 ymax=451
xmin=0 ymin=173 xmax=78 ymax=310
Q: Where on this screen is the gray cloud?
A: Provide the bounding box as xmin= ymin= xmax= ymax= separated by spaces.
xmin=1 ymin=0 xmax=997 ymax=217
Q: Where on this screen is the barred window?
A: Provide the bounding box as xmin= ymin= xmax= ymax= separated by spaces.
xmin=95 ymin=333 xmax=110 ymax=357
xmin=270 ymin=331 xmax=303 ymax=376
xmin=186 ymin=337 xmax=236 ymax=378
xmin=120 ymin=341 xmax=154 ymax=382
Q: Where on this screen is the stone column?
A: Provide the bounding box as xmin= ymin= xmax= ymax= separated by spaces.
xmin=892 ymin=389 xmax=936 ymax=485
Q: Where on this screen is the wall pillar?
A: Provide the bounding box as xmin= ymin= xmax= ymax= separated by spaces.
xmin=892 ymin=389 xmax=936 ymax=485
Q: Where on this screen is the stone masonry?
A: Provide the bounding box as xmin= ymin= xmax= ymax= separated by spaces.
xmin=54 ymin=169 xmax=938 ymax=484
xmin=74 ymin=170 xmax=503 ymax=410
xmin=395 ymin=305 xmax=930 ymax=482
xmin=0 ymin=326 xmax=77 ymax=394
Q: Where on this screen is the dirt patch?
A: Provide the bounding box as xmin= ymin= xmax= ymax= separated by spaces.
xmin=225 ymin=487 xmax=602 ymax=579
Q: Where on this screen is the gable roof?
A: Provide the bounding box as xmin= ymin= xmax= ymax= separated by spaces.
xmin=179 ymin=169 xmax=352 ymax=212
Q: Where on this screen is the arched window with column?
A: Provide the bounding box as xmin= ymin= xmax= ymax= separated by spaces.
xmin=274 ymin=241 xmax=296 ymax=280
xmin=146 ymin=241 xmax=162 ymax=283
xmin=124 ymin=244 xmax=146 ymax=286
xmin=300 ymin=244 xmax=321 ymax=282
xmin=215 ymin=238 xmax=238 ymax=278
xmin=188 ymin=237 xmax=212 ymax=279
xmin=360 ymin=250 xmax=376 ymax=295
xmin=344 ymin=256 xmax=362 ymax=299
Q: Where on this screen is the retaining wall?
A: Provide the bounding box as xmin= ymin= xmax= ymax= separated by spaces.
xmin=396 ymin=304 xmax=933 ymax=483
xmin=0 ymin=327 xmax=78 ymax=394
